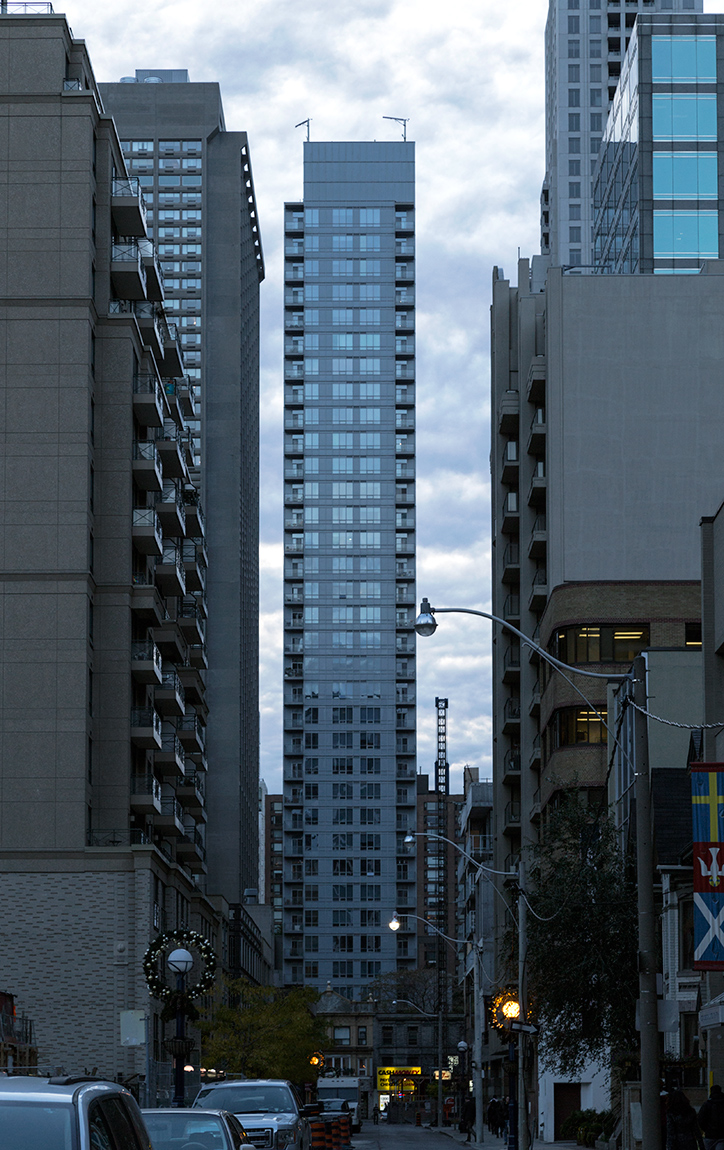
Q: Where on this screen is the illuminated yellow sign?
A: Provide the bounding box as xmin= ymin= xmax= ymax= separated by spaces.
xmin=376 ymin=1066 xmax=422 ymax=1091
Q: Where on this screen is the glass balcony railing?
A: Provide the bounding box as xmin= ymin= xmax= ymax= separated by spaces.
xmin=131 ymin=640 xmax=161 ymax=670
xmin=131 ymin=708 xmax=162 ymax=738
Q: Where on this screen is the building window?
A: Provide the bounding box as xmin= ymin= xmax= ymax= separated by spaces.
xmin=651 ymin=35 xmax=717 ymax=84
xmin=568 ymin=113 xmax=581 ymax=132
xmin=358 ymin=1026 xmax=368 ymax=1045
xmin=568 ymin=40 xmax=580 ymax=59
xmin=569 ymin=138 xmax=581 ymax=154
xmin=407 ymin=1027 xmax=419 ymax=1046
xmin=652 ymin=94 xmax=717 ymax=143
xmin=569 ymin=227 xmax=581 ymax=243
xmin=551 ymin=624 xmax=650 ymax=664
xmin=381 ymin=1025 xmax=393 ymax=1045
xmin=652 ymin=152 xmax=718 ymax=200
xmin=568 ymin=89 xmax=580 ymax=108
xmin=334 ymin=1026 xmax=351 ymax=1046
xmin=568 ymin=250 xmax=582 ymax=265
xmin=653 ymin=211 xmax=718 ymax=259
xmin=552 ymin=707 xmax=608 ymax=748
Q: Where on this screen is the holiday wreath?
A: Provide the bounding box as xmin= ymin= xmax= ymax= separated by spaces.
xmin=143 ymin=929 xmax=216 ymax=1021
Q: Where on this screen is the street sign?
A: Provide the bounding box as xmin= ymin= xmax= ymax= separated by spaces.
xmin=509 ymin=1021 xmax=538 ymax=1035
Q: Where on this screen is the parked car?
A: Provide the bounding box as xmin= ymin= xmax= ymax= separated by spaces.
xmin=317 ymin=1099 xmax=357 ymax=1131
xmin=192 ymin=1079 xmax=312 ymax=1150
xmin=0 ymin=1075 xmax=152 ymax=1149
xmin=142 ymin=1107 xmax=250 ymax=1149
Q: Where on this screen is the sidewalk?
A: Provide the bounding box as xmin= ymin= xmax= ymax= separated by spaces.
xmin=441 ymin=1131 xmax=578 ymax=1149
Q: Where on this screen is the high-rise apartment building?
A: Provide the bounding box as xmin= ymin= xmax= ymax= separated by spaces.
xmin=594 ymin=13 xmax=724 ymax=273
xmin=101 ymin=71 xmax=264 ymax=916
xmin=541 ymin=0 xmax=702 ymax=267
xmin=282 ymin=141 xmax=417 ymax=997
xmin=0 ymin=9 xmax=225 ymax=1083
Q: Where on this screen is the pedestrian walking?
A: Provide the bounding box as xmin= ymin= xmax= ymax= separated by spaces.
xmin=666 ymin=1089 xmax=705 ymax=1150
xmin=699 ymin=1084 xmax=724 ymax=1150
xmin=372 ymin=1105 xmax=379 ymax=1126
xmin=461 ymin=1097 xmax=476 ymax=1143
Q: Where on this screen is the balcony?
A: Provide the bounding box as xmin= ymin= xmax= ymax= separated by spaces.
xmin=110 ymin=241 xmax=147 ymax=301
xmin=156 ymin=543 xmax=186 ymax=598
xmin=529 ymin=735 xmax=542 ymax=769
xmin=469 ymin=834 xmax=494 ymax=860
xmin=498 ymin=389 xmax=519 ymax=434
xmin=395 ymin=414 xmax=415 ymax=430
xmin=502 ymin=541 xmax=520 ymax=585
xmin=131 ymin=640 xmax=162 ymax=685
xmin=132 ymin=440 xmax=162 ymax=492
xmin=395 ymin=463 xmax=415 ymax=482
xmin=111 ymin=177 xmax=147 ymax=237
xmin=502 ymin=697 xmax=520 ymax=734
xmin=504 ymin=800 xmax=521 ymax=833
xmin=177 ymin=770 xmax=206 ymax=816
xmin=528 ymin=467 xmax=547 ymax=510
xmin=155 ymin=668 xmax=185 ymax=717
xmin=155 ymin=796 xmax=185 ymax=837
xmin=133 ymin=374 xmax=164 ymax=429
xmin=529 ymin=569 xmax=548 ymax=612
xmin=285 ymin=587 xmax=304 ymax=604
xmin=395 ymin=288 xmax=414 ymax=305
xmin=137 ymin=237 xmax=164 ymax=302
xmin=182 ymin=488 xmax=205 ymax=537
xmin=285 ymin=413 xmax=304 ymax=430
xmin=155 ymin=480 xmax=186 ymax=537
xmin=503 ymin=748 xmax=521 ymax=783
xmin=526 ymin=357 xmax=546 ymax=404
xmin=531 ymin=786 xmax=542 ymax=824
xmin=155 ymin=420 xmax=185 ymax=479
xmin=163 ymin=321 xmax=184 ymax=376
xmin=502 ymin=645 xmax=520 ymax=684
xmin=395 ymin=436 xmax=414 ymax=455
xmin=528 ymin=515 xmax=547 ymax=559
xmin=131 ymin=707 xmax=162 ymax=749
xmin=529 ymin=679 xmax=541 ymax=718
xmin=174 ymin=377 xmax=196 ymax=420
xmin=503 ymin=594 xmax=520 ymax=622
xmin=395 ymin=585 xmax=414 ymax=604
xmin=131 ymin=771 xmax=162 ymax=815
xmin=154 ymin=732 xmax=186 ymax=778
xmin=177 ymin=824 xmax=207 ymax=871
xmin=153 ymin=619 xmax=188 ymax=665
xmin=285 ymin=288 xmax=305 ymax=305
xmin=528 ymin=409 xmax=546 ymax=454
xmin=501 ymin=440 xmax=519 ymax=484
xmin=178 ymin=713 xmax=206 ymax=753
xmin=182 ymin=538 xmax=206 ymax=592
xmin=285 ymin=362 xmax=305 ymax=380
xmin=177 ymin=663 xmax=206 ymax=707
xmin=395 ymin=537 xmax=413 ymax=554
xmin=178 ymin=599 xmax=206 ymax=645
xmin=395 ymin=514 xmax=414 ymax=530
xmin=285 ymin=537 xmax=304 ymax=554
xmin=284 ymin=662 xmax=303 ymax=679
xmin=396 ymin=635 xmax=414 ymax=653
xmin=132 ymin=508 xmax=163 ymax=556
xmin=187 ymin=643 xmax=208 ymax=670
xmin=131 ymin=580 xmax=165 ymax=624
xmin=501 ymin=492 xmax=519 ymax=535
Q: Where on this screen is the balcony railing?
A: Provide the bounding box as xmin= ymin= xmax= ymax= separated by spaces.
xmin=505 ymin=800 xmax=521 ymax=825
xmin=87 ymin=829 xmax=151 ymax=848
xmin=503 ymin=698 xmax=520 ymax=723
xmin=131 ymin=640 xmax=162 ymax=671
xmin=3 ymin=3 xmax=56 ymax=14
xmin=131 ymin=772 xmax=162 ymax=805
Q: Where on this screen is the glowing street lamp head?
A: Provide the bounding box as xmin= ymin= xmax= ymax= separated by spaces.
xmin=501 ymin=999 xmax=521 ymax=1021
xmin=415 ymin=598 xmax=438 ymax=637
xmin=389 ymin=913 xmax=401 ymax=931
xmin=403 ymin=833 xmax=415 ymax=844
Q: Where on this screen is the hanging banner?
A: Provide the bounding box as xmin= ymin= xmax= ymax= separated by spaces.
xmin=691 ymin=765 xmax=724 ymax=969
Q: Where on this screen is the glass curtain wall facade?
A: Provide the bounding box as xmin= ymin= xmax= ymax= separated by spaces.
xmin=282 ymin=141 xmax=417 ymax=997
xmin=593 ymin=15 xmax=724 ymax=273
xmin=541 ymin=0 xmax=702 ymax=268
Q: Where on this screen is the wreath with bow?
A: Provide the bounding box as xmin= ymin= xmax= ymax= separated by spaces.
xmin=143 ymin=929 xmax=216 ymax=1022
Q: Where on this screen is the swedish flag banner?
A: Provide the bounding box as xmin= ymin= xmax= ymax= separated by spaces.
xmin=692 ymin=765 xmax=724 ymax=969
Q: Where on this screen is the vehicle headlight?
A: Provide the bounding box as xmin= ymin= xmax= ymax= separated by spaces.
xmin=277 ymin=1129 xmax=298 ymax=1147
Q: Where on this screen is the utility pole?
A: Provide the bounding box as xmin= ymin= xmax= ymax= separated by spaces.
xmin=435 ymin=697 xmax=449 ymax=1127
xmin=633 ymin=655 xmax=661 ymax=1150
xmin=474 ymin=868 xmax=484 ymax=1144
xmin=518 ymin=861 xmax=528 ymax=1150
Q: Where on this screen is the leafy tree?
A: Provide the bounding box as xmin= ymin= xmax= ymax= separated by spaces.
xmin=524 ymin=798 xmax=638 ymax=1076
xmin=201 ymin=980 xmax=327 ymax=1083
xmin=370 ymin=967 xmax=463 ymax=1013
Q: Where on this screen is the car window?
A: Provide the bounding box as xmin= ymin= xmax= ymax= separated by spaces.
xmin=225 ymin=1113 xmax=248 ymax=1147
xmin=144 ymin=1112 xmax=227 ymax=1149
xmin=89 ymin=1104 xmax=115 ymax=1150
xmin=194 ymin=1086 xmax=294 ymax=1114
xmin=0 ymin=1101 xmax=77 ymax=1150
xmin=97 ymin=1098 xmax=145 ymax=1149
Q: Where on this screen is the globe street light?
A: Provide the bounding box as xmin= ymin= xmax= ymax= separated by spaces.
xmin=167 ymin=948 xmax=194 ymax=1107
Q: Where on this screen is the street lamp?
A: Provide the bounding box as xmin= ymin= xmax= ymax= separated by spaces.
xmin=167 ymin=948 xmax=194 ymax=1107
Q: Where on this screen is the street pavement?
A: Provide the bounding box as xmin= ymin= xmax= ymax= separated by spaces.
xmin=351 ymin=1123 xmax=578 ymax=1148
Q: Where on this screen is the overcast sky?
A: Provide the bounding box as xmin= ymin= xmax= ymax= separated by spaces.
xmin=57 ymin=0 xmax=694 ymax=796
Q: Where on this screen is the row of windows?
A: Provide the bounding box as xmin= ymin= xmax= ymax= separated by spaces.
xmin=301 ymin=406 xmax=385 ymax=421
xmin=291 ymin=208 xmax=410 ymax=228
xmin=550 ymin=707 xmax=608 ymax=749
xmin=298 ymin=910 xmax=382 ymax=926
xmin=128 ymin=157 xmax=202 ymax=172
xmin=568 ymin=63 xmax=604 ymax=83
xmin=301 ymin=235 xmax=384 ymax=251
xmin=652 ymin=93 xmax=716 ymax=142
xmin=651 ymin=36 xmax=716 ymax=84
xmin=296 ymin=884 xmax=383 ymax=902
xmin=304 ymin=732 xmax=383 ymax=748
xmin=568 ymin=40 xmax=603 ymax=61
xmin=290 ymin=433 xmax=410 ymax=449
xmin=296 ymin=681 xmax=387 ymax=698
xmin=569 ymin=137 xmax=602 ymax=155
xmin=298 ymin=260 xmax=397 ymax=277
xmin=653 ymin=152 xmax=717 ymax=200
xmin=297 ymin=334 xmax=387 ymax=350
xmin=301 ymin=309 xmax=385 ymax=325
xmin=289 ymin=384 xmax=398 ymax=400
xmin=653 ymin=211 xmax=718 ymax=259
xmin=303 ymin=757 xmax=382 ymax=774
xmin=569 ymin=89 xmax=603 ymax=109
xmin=294 ymin=284 xmax=385 ymax=302
xmin=122 ymin=139 xmax=202 ymax=153
xmin=289 ymin=459 xmax=385 ymax=476
xmin=550 ymin=624 xmax=650 ymax=664
xmin=567 ymin=14 xmax=604 ymax=32
xmin=298 ymin=860 xmax=383 ymax=877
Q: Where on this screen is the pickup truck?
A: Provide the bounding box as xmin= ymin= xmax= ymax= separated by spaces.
xmin=193 ymin=1079 xmax=313 ymax=1150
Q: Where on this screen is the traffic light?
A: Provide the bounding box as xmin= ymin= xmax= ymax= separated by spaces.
xmin=309 ymin=1051 xmax=325 ymax=1069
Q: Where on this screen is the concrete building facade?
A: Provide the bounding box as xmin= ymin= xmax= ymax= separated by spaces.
xmin=100 ymin=70 xmax=265 ymax=920
xmin=282 ymin=141 xmax=417 ymax=998
xmin=541 ymin=0 xmax=702 ymax=267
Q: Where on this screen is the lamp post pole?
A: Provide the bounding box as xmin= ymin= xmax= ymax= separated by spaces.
xmin=167 ymin=948 xmax=194 ymax=1108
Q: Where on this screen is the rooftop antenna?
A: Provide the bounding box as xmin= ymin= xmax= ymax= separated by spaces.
xmin=383 ymin=116 xmax=410 ymax=141
xmin=295 ymin=118 xmax=311 ymax=142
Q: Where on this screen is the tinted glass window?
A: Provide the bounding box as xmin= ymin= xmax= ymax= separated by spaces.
xmin=651 ymin=36 xmax=716 ymax=83
xmin=144 ymin=1112 xmax=226 ymax=1148
xmin=653 ymin=152 xmax=717 ymax=199
xmin=652 ymin=93 xmax=717 ymax=141
xmin=653 ymin=211 xmax=718 ymax=259
xmin=97 ymin=1098 xmax=143 ymax=1150
xmin=0 ymin=1101 xmax=77 ymax=1150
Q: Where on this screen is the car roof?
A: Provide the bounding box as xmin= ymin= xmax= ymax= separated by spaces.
xmin=144 ymin=1108 xmax=233 ymax=1117
xmin=0 ymin=1078 xmax=129 ymax=1104
xmin=200 ymin=1080 xmax=293 ymax=1090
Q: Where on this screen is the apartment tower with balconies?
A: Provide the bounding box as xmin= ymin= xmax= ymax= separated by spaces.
xmin=282 ymin=141 xmax=417 ymax=997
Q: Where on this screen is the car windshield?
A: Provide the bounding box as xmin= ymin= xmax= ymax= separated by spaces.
xmin=195 ymin=1085 xmax=294 ymax=1114
xmin=0 ymin=1101 xmax=78 ymax=1150
xmin=143 ymin=1111 xmax=226 ymax=1148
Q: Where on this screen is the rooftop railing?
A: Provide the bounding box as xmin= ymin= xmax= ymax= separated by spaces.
xmin=1 ymin=2 xmax=55 ymax=12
